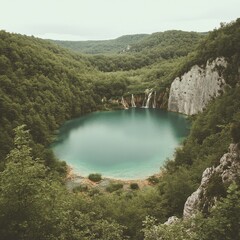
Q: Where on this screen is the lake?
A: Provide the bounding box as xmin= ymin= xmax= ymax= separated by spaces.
xmin=52 ymin=109 xmax=189 ymax=179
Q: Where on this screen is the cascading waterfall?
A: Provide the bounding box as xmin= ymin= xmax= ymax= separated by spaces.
xmin=131 ymin=94 xmax=136 ymax=107
xmin=121 ymin=96 xmax=129 ymax=109
xmin=152 ymin=91 xmax=157 ymax=108
xmin=145 ymin=90 xmax=153 ymax=108
xmin=120 ymin=89 xmax=157 ymax=109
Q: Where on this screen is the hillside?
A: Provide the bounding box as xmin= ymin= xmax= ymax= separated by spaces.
xmin=0 ymin=30 xmax=129 ymax=171
xmin=0 ymin=30 xmax=205 ymax=174
xmin=51 ymin=34 xmax=148 ymax=54
xmin=0 ymin=18 xmax=240 ymax=240
xmin=84 ymin=30 xmax=205 ymax=94
xmin=143 ymin=19 xmax=240 ymax=239
xmin=53 ymin=30 xmax=204 ymax=71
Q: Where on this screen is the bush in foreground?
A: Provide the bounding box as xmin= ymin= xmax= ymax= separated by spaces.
xmin=130 ymin=183 xmax=139 ymax=190
xmin=88 ymin=173 xmax=102 ymax=182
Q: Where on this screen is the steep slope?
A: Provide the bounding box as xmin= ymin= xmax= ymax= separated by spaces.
xmin=160 ymin=18 xmax=240 ymax=216
xmin=168 ymin=57 xmax=227 ymax=115
xmin=143 ymin=144 xmax=240 ymax=240
xmin=0 ymin=19 xmax=240 ymax=240
xmin=168 ymin=19 xmax=240 ymax=116
xmin=0 ymin=30 xmax=128 ymax=171
xmin=184 ymin=143 xmax=240 ymax=218
xmin=143 ymin=20 xmax=240 ymax=240
xmin=0 ymin=31 xmax=93 ymax=170
xmin=82 ymin=31 xmax=204 ymax=100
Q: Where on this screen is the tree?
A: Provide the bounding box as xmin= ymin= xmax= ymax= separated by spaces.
xmin=194 ymin=183 xmax=240 ymax=240
xmin=0 ymin=125 xmax=62 ymax=239
xmin=0 ymin=125 xmax=126 ymax=240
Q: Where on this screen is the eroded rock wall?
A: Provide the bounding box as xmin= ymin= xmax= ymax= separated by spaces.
xmin=183 ymin=143 xmax=240 ymax=218
xmin=168 ymin=57 xmax=227 ymax=115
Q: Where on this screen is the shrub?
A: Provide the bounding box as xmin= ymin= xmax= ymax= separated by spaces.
xmin=206 ymin=172 xmax=227 ymax=198
xmin=88 ymin=173 xmax=102 ymax=182
xmin=106 ymin=183 xmax=123 ymax=193
xmin=88 ymin=188 xmax=101 ymax=196
xmin=73 ymin=185 xmax=88 ymax=193
xmin=130 ymin=183 xmax=139 ymax=190
xmin=231 ymin=122 xmax=240 ymax=143
xmin=147 ymin=175 xmax=160 ymax=185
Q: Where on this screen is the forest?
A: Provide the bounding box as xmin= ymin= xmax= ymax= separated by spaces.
xmin=0 ymin=18 xmax=240 ymax=239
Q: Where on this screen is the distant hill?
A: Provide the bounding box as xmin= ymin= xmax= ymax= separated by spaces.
xmin=129 ymin=30 xmax=205 ymax=51
xmin=84 ymin=30 xmax=205 ymax=74
xmin=127 ymin=30 xmax=206 ymax=58
xmin=50 ymin=31 xmax=205 ymax=57
xmin=50 ymin=34 xmax=148 ymax=54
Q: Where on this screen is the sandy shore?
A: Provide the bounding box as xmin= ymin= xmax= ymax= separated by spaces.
xmin=65 ymin=165 xmax=161 ymax=190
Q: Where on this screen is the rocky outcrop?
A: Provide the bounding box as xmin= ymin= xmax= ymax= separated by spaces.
xmin=164 ymin=216 xmax=179 ymax=225
xmin=183 ymin=143 xmax=240 ymax=218
xmin=168 ymin=57 xmax=227 ymax=115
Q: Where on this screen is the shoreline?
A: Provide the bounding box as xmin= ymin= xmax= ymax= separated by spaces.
xmin=65 ymin=165 xmax=162 ymax=190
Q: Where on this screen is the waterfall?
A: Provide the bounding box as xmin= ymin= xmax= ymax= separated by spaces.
xmin=121 ymin=96 xmax=128 ymax=109
xmin=145 ymin=91 xmax=153 ymax=108
xmin=152 ymin=91 xmax=157 ymax=108
xmin=131 ymin=94 xmax=136 ymax=107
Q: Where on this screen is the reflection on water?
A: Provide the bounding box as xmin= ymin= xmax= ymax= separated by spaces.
xmin=52 ymin=109 xmax=190 ymax=179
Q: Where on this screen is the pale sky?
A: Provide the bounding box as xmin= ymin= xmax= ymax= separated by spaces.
xmin=0 ymin=0 xmax=239 ymax=40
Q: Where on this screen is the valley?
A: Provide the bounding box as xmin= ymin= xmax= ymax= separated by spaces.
xmin=0 ymin=18 xmax=240 ymax=240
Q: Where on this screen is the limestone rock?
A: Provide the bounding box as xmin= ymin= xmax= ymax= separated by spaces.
xmin=168 ymin=57 xmax=227 ymax=115
xmin=183 ymin=167 xmax=214 ymax=218
xmin=183 ymin=143 xmax=240 ymax=219
xmin=164 ymin=216 xmax=179 ymax=225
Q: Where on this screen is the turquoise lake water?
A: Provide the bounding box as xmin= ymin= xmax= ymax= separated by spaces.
xmin=52 ymin=109 xmax=189 ymax=179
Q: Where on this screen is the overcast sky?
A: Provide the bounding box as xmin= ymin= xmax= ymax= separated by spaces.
xmin=0 ymin=0 xmax=239 ymax=40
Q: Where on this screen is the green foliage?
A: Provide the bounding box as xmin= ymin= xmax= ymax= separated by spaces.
xmin=51 ymin=34 xmax=148 ymax=54
xmin=0 ymin=30 xmax=127 ymax=172
xmin=87 ymin=31 xmax=203 ymax=72
xmin=205 ymin=172 xmax=227 ymax=199
xmin=231 ymin=121 xmax=240 ymax=143
xmin=73 ymin=185 xmax=89 ymax=193
xmin=147 ymin=175 xmax=160 ymax=185
xmin=0 ymin=125 xmax=126 ymax=240
xmin=88 ymin=173 xmax=102 ymax=182
xmin=130 ymin=183 xmax=140 ymax=190
xmin=176 ymin=19 xmax=240 ymax=86
xmin=143 ymin=216 xmax=194 ymax=240
xmin=106 ymin=183 xmax=124 ymax=193
xmin=157 ymin=168 xmax=197 ymax=217
xmin=194 ymin=183 xmax=240 ymax=240
xmin=0 ymin=125 xmax=65 ymax=239
xmin=0 ymin=19 xmax=240 ymax=240
xmin=160 ymin=85 xmax=240 ymax=216
xmin=0 ymin=28 xmax=205 ymax=171
xmin=143 ymin=184 xmax=240 ymax=240
xmin=0 ymin=30 xmax=97 ymax=171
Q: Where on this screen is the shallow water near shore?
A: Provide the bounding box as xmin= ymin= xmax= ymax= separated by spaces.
xmin=52 ymin=109 xmax=190 ymax=179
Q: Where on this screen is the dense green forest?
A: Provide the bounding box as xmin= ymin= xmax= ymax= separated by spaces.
xmin=0 ymin=29 xmax=203 ymax=169
xmin=51 ymin=34 xmax=148 ymax=54
xmin=0 ymin=18 xmax=240 ymax=239
xmin=0 ymin=31 xmax=131 ymax=171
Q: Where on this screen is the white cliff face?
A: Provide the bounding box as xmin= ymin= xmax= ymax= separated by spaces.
xmin=183 ymin=143 xmax=240 ymax=219
xmin=183 ymin=167 xmax=214 ymax=218
xmin=168 ymin=57 xmax=227 ymax=115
